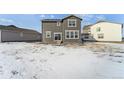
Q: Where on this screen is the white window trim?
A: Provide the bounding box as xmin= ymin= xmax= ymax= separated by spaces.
xmin=96 ymin=27 xmax=101 ymax=32
xmin=45 ymin=31 xmax=51 ymax=38
xmin=65 ymin=30 xmax=79 ymax=39
xmin=57 ymin=22 xmax=61 ymax=26
xmin=54 ymin=32 xmax=62 ymax=41
xmin=97 ymin=33 xmax=104 ymax=39
xmin=68 ymin=19 xmax=77 ymax=27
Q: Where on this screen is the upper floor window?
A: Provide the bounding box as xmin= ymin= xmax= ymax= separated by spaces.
xmin=68 ymin=19 xmax=77 ymax=27
xmin=96 ymin=27 xmax=101 ymax=32
xmin=45 ymin=31 xmax=51 ymax=38
xmin=57 ymin=22 xmax=61 ymax=26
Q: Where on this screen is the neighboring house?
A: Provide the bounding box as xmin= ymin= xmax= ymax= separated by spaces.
xmin=0 ymin=25 xmax=41 ymax=42
xmin=82 ymin=25 xmax=93 ymax=41
xmin=42 ymin=15 xmax=82 ymax=44
xmin=82 ymin=21 xmax=123 ymax=42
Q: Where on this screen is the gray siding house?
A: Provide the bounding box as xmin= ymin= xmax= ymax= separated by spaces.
xmin=42 ymin=15 xmax=82 ymax=44
xmin=0 ymin=25 xmax=41 ymax=42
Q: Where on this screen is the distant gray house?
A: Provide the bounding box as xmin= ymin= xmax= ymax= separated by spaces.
xmin=0 ymin=25 xmax=41 ymax=42
xmin=42 ymin=15 xmax=82 ymax=44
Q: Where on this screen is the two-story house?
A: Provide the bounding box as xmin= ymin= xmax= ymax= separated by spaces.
xmin=42 ymin=15 xmax=82 ymax=44
xmin=82 ymin=21 xmax=123 ymax=42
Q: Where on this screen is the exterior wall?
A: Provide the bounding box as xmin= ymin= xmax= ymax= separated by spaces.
xmin=1 ymin=30 xmax=41 ymax=42
xmin=82 ymin=26 xmax=93 ymax=41
xmin=82 ymin=33 xmax=94 ymax=41
xmin=62 ymin=16 xmax=81 ymax=43
xmin=83 ymin=26 xmax=91 ymax=33
xmin=42 ymin=16 xmax=82 ymax=44
xmin=0 ymin=30 xmax=1 ymax=42
xmin=83 ymin=29 xmax=90 ymax=33
xmin=90 ymin=22 xmax=122 ymax=42
xmin=42 ymin=21 xmax=62 ymax=44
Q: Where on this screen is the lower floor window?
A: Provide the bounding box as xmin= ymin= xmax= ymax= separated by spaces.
xmin=71 ymin=32 xmax=74 ymax=38
xmin=65 ymin=30 xmax=79 ymax=39
xmin=98 ymin=33 xmax=104 ymax=39
xmin=75 ymin=32 xmax=78 ymax=38
xmin=66 ymin=32 xmax=69 ymax=38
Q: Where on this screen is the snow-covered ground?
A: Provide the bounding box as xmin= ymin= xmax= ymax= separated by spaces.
xmin=0 ymin=42 xmax=124 ymax=79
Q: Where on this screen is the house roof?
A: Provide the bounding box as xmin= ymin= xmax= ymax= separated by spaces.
xmin=95 ymin=20 xmax=122 ymax=25
xmin=83 ymin=25 xmax=92 ymax=29
xmin=42 ymin=15 xmax=82 ymax=22
xmin=62 ymin=14 xmax=82 ymax=20
xmin=83 ymin=20 xmax=123 ymax=29
xmin=42 ymin=19 xmax=62 ymax=22
xmin=0 ymin=25 xmax=41 ymax=34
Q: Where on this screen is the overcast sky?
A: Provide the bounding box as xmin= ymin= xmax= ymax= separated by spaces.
xmin=0 ymin=14 xmax=124 ymax=34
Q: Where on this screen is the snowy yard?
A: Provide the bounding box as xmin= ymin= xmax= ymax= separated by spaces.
xmin=0 ymin=42 xmax=124 ymax=79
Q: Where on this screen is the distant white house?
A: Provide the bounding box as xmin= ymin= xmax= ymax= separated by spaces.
xmin=82 ymin=21 xmax=123 ymax=42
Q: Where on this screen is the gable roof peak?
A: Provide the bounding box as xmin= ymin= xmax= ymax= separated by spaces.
xmin=62 ymin=14 xmax=82 ymax=20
